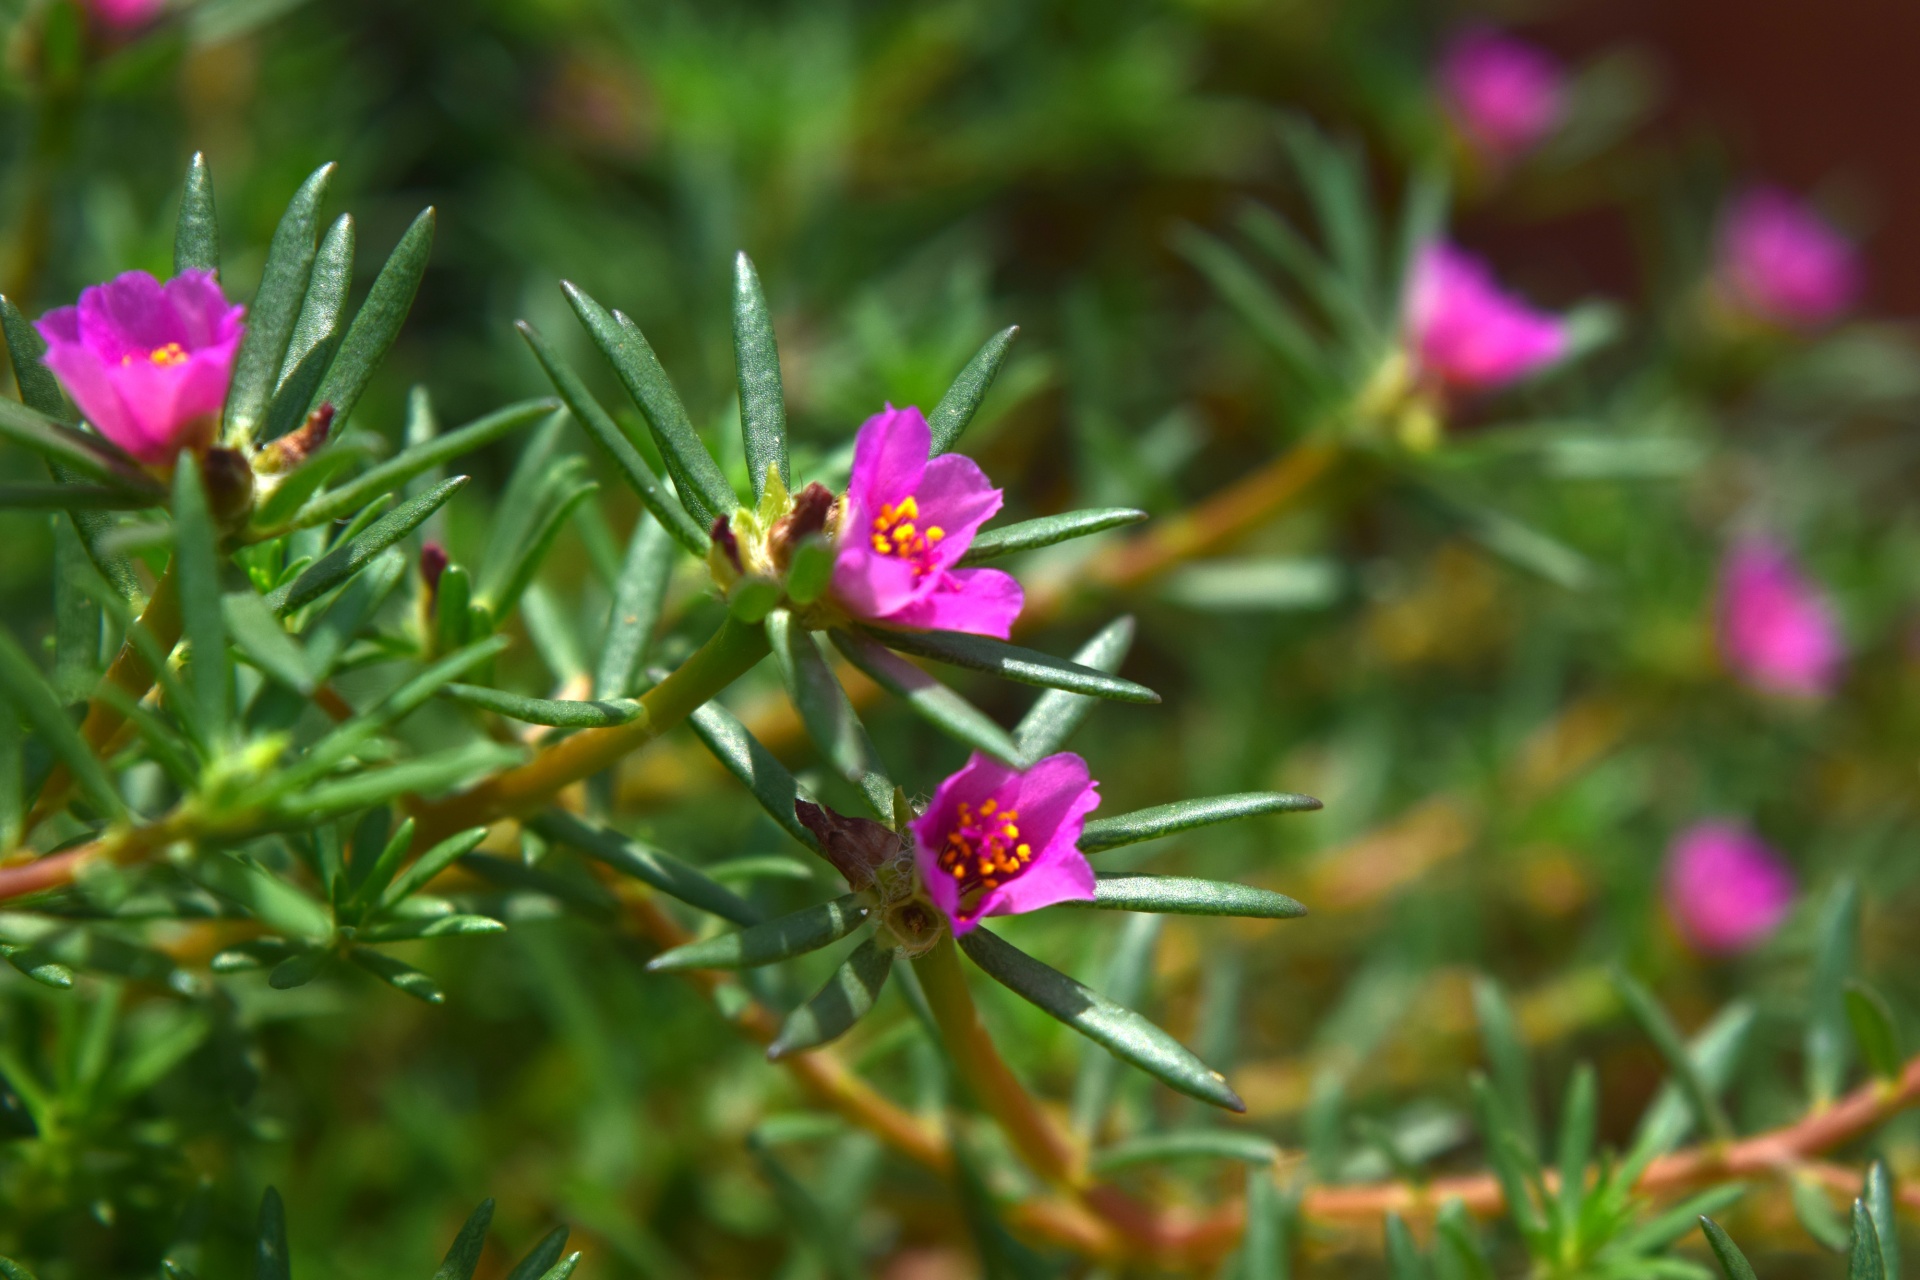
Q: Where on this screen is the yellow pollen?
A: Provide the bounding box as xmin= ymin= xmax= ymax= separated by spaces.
xmin=937 ymin=798 xmax=1038 ymax=897
xmin=869 ymin=492 xmax=948 ymax=576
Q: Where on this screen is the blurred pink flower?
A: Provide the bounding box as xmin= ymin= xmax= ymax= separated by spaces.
xmin=36 ymin=269 xmax=245 ymax=467
xmin=1439 ymin=27 xmax=1567 ymax=161
xmin=1716 ymin=188 xmax=1861 ymax=330
xmin=830 ymin=405 xmax=1022 ymax=638
xmin=1406 ymin=243 xmax=1568 ymax=391
xmin=1717 ymin=537 xmax=1844 ymax=699
xmin=89 ymin=0 xmax=167 ymax=31
xmin=910 ymin=752 xmax=1101 ymax=935
xmin=1664 ymin=820 xmax=1796 ymax=954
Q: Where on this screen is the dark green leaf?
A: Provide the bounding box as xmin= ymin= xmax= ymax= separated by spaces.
xmin=1467 ymin=1073 xmax=1544 ymax=1243
xmin=273 ymin=475 xmax=468 ymax=613
xmin=254 ymin=1186 xmax=291 ymax=1280
xmin=504 ymin=1227 xmax=570 ymax=1280
xmin=266 ymin=950 xmax=326 ymax=990
xmin=226 ymin=163 xmax=333 ymax=444
xmin=1237 ymin=1172 xmax=1294 ymax=1280
xmin=648 ymin=894 xmax=868 ymax=972
xmin=223 ymin=592 xmax=312 ymax=693
xmin=1014 ymin=617 xmax=1135 ymax=763
xmin=356 ymin=915 xmax=506 ymax=943
xmin=1624 ymin=1001 xmax=1755 ymax=1175
xmin=278 ymin=741 xmax=525 ymax=818
xmin=0 ymin=630 xmax=123 ymax=820
xmin=534 ymin=1258 xmax=580 ymax=1280
xmin=1471 ymin=977 xmax=1540 ymax=1158
xmin=1089 ymin=1129 xmax=1278 ymax=1171
xmin=1809 ymin=878 xmax=1861 ymax=1106
xmin=562 ymin=282 xmax=735 ymax=526
xmin=1852 ymin=1199 xmax=1888 ymax=1280
xmin=312 ymin=207 xmax=435 ymax=427
xmin=685 ymin=698 xmax=821 ymax=853
xmin=441 ymin=683 xmax=639 ymax=727
xmin=958 ymin=508 xmax=1147 ymax=566
xmin=1554 ymin=1063 xmax=1596 ymax=1236
xmin=948 ymin=1125 xmax=1061 ymax=1280
xmin=194 ymin=853 xmax=333 ymax=940
xmin=1611 ymin=969 xmax=1733 ymax=1142
xmin=174 ymin=152 xmax=219 ymax=275
xmin=1 ymin=945 xmax=72 ymax=989
xmin=958 ymin=927 xmax=1243 ymax=1111
xmin=379 ymin=827 xmax=489 ymax=908
xmin=1079 ymin=792 xmax=1321 ymax=853
xmin=747 ymin=1135 xmax=865 ymax=1280
xmin=531 ymin=810 xmax=762 ymax=927
xmin=348 ymin=946 xmax=444 ymax=1005
xmin=1175 ymin=225 xmax=1328 ymax=388
xmin=172 ymin=459 xmax=229 ymax=742
xmin=867 ymin=627 xmax=1159 ymax=704
xmin=1868 ymin=1162 xmax=1900 ymax=1280
xmin=0 ymin=1260 xmax=37 ymax=1280
xmin=767 ymin=937 xmax=895 ymax=1059
xmin=1385 ymin=1213 xmax=1429 ymax=1280
xmin=477 ymin=478 xmax=598 ymax=619
xmin=829 ymin=629 xmax=1022 ymax=766
xmin=288 ymin=399 xmax=550 ymax=531
xmin=0 ymin=399 xmax=160 ymax=494
xmin=0 ymin=483 xmax=155 ymax=509
xmin=1699 ymin=1218 xmax=1760 ymax=1280
xmin=515 ymin=321 xmax=706 ymax=553
xmin=1846 ymin=981 xmax=1903 ymax=1085
xmin=278 ymin=212 xmax=352 ymax=392
xmin=769 ymin=611 xmax=881 ymax=790
xmin=1057 ymin=874 xmax=1306 ymax=919
xmin=732 ymin=253 xmax=788 ymax=498
xmin=1071 ymin=912 xmax=1160 ymax=1137
xmin=596 ymin=515 xmax=677 ymax=698
xmin=430 ymin=1199 xmax=494 ymax=1280
xmin=928 ymin=325 xmax=1018 ymax=455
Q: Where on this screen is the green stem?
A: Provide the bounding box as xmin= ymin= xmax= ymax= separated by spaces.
xmin=913 ymin=934 xmax=1082 ymax=1187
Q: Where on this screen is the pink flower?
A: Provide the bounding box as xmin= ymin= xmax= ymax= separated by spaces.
xmin=1406 ymin=243 xmax=1568 ymax=391
xmin=1717 ymin=537 xmax=1844 ymax=699
xmin=36 ymin=270 xmax=244 ymax=467
xmin=830 ymin=405 xmax=1022 ymax=638
xmin=1716 ymin=188 xmax=1861 ymax=330
xmin=1664 ymin=821 xmax=1796 ymax=954
xmin=88 ymin=0 xmax=167 ymax=31
xmin=1438 ymin=27 xmax=1567 ymax=161
xmin=910 ymin=752 xmax=1101 ymax=935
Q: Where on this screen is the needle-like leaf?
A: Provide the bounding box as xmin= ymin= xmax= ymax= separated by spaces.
xmin=1055 ymin=875 xmax=1306 ymax=919
xmin=928 ymin=325 xmax=1018 ymax=455
xmin=174 ymin=152 xmax=219 ymax=275
xmin=867 ymin=627 xmax=1159 ymax=704
xmin=732 ymin=253 xmax=788 ymax=498
xmin=226 ymin=163 xmax=333 ymax=444
xmin=829 ymin=629 xmax=1022 ymax=766
xmin=1079 ymin=792 xmax=1321 ymax=852
xmin=648 ymin=895 xmax=868 ymax=972
xmin=958 ymin=508 xmax=1147 ymax=566
xmin=311 ymin=207 xmax=435 ymax=427
xmin=767 ymin=937 xmax=894 ymax=1059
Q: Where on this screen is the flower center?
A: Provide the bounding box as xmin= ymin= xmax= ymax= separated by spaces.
xmin=937 ymin=798 xmax=1034 ymax=893
xmin=124 ymin=343 xmax=189 ymax=367
xmin=869 ymin=495 xmax=945 ymax=576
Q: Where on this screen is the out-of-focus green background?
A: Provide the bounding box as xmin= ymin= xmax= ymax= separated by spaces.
xmin=3 ymin=1 xmax=1920 ymax=1276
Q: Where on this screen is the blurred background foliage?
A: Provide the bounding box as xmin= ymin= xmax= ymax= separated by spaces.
xmin=2 ymin=0 xmax=1919 ymax=1276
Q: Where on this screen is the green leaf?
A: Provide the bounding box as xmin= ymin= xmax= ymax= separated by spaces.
xmin=1079 ymin=792 xmax=1321 ymax=853
xmin=1606 ymin=1184 xmax=1745 ymax=1258
xmin=312 ymin=207 xmax=435 ymax=427
xmin=431 ymin=1198 xmax=494 ymax=1280
xmin=1235 ymin=201 xmax=1372 ymax=340
xmin=172 ymin=459 xmax=230 ymax=742
xmin=1868 ymin=1163 xmax=1900 ymax=1280
xmin=1013 ymin=617 xmax=1135 ymax=763
xmin=562 ymin=282 xmax=735 ymax=526
xmin=0 ymin=630 xmax=123 ymax=820
xmin=958 ymin=508 xmax=1148 ymax=566
xmin=866 ymin=627 xmax=1159 ymax=704
xmin=828 ymin=629 xmax=1022 ymax=766
xmin=1057 ymin=874 xmax=1306 ymax=919
xmin=174 ymin=152 xmax=219 ymax=275
xmin=531 ymin=810 xmax=762 ymax=927
xmin=1467 ymin=1073 xmax=1544 ymax=1243
xmin=504 ymin=1227 xmax=570 ymax=1280
xmin=1088 ymin=1129 xmax=1278 ymax=1172
xmin=1174 ymin=224 xmax=1329 ymax=389
xmin=441 ymin=684 xmax=639 ymax=728
xmin=647 ymin=894 xmax=868 ymax=972
xmin=278 ymin=212 xmax=353 ymax=394
xmin=1433 ymin=1200 xmax=1493 ymax=1280
xmin=0 ymin=483 xmax=156 ymax=509
xmin=958 ymin=926 xmax=1244 ymax=1111
xmin=596 ymin=515 xmax=677 ymax=698
xmin=278 ymin=741 xmax=524 ymax=819
xmin=223 ymin=592 xmax=312 ymax=693
xmin=769 ymin=612 xmax=883 ymax=793
xmin=225 ymin=162 xmax=333 ymax=444
xmin=0 ymin=398 xmax=161 ymax=495
xmin=378 ymin=827 xmax=489 ymax=909
xmin=0 ymin=1258 xmax=38 ymax=1280
xmin=515 ymin=321 xmax=706 ymax=554
xmin=288 ymin=399 xmax=551 ymax=531
xmin=1852 ymin=1199 xmax=1888 ymax=1280
xmin=746 ymin=1135 xmax=866 ymax=1280
xmin=254 ymin=1186 xmax=291 ymax=1280
xmin=732 ymin=253 xmax=788 ymax=499
xmin=1237 ymin=1173 xmax=1295 ymax=1280
xmin=194 ymin=852 xmax=333 ymax=941
xmin=767 ymin=937 xmax=895 ymax=1059
xmin=356 ymin=915 xmax=506 ymax=944
xmin=1808 ymin=878 xmax=1861 ymax=1106
xmin=948 ymin=1125 xmax=1061 ymax=1280
xmin=928 ymin=325 xmax=1018 ymax=455
xmin=433 ymin=563 xmax=472 ymax=655
xmin=1385 ymin=1213 xmax=1430 ymax=1280
xmin=1071 ymin=912 xmax=1160 ymax=1137
xmin=1471 ymin=977 xmax=1540 ymax=1159
xmin=1698 ymin=1217 xmax=1760 ymax=1280
xmin=1554 ymin=1063 xmax=1596 ymax=1240
xmin=273 ymin=475 xmax=468 ymax=613
xmin=1611 ymin=969 xmax=1733 ymax=1142
xmin=1389 ymin=168 xmax=1449 ymax=321
xmin=1624 ymin=1001 xmax=1755 ymax=1176
xmin=266 ymin=949 xmax=327 ymax=990
xmin=1 ymin=945 xmax=72 ymax=989
xmin=348 ymin=946 xmax=444 ymax=1005
xmin=1278 ymin=119 xmax=1377 ymax=307
xmin=476 ymin=478 xmax=598 ymax=620
xmin=1793 ymin=1177 xmax=1851 ymax=1252
xmin=1846 ymin=981 xmax=1903 ymax=1085
xmin=533 ymin=1257 xmax=580 ymax=1280
xmin=685 ymin=697 xmax=822 ymax=853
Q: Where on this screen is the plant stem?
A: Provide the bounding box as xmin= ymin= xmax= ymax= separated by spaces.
xmin=912 ymin=934 xmax=1083 ymax=1188
xmin=411 ymin=616 xmax=770 ymax=842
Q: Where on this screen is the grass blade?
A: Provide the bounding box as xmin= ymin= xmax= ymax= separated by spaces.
xmin=647 ymin=894 xmax=868 ymax=972
xmin=311 ymin=207 xmax=434 ymax=427
xmin=1014 ymin=617 xmax=1135 ymax=763
xmin=1057 ymin=874 xmax=1306 ymax=919
xmin=829 ymin=629 xmax=1022 ymax=766
xmin=174 ymin=152 xmax=219 ymax=275
xmin=958 ymin=926 xmax=1244 ymax=1111
xmin=866 ymin=626 xmax=1159 ymax=704
xmin=273 ymin=475 xmax=468 ymax=613
xmin=928 ymin=325 xmax=1018 ymax=455
xmin=732 ymin=253 xmax=788 ymax=498
xmin=1554 ymin=1063 xmax=1596 ymax=1237
xmin=1808 ymin=878 xmax=1861 ymax=1106
xmin=1079 ymin=792 xmax=1322 ymax=852
xmin=225 ymin=162 xmax=333 ymax=444
xmin=767 ymin=937 xmax=894 ymax=1059
xmin=958 ymin=508 xmax=1147 ymax=566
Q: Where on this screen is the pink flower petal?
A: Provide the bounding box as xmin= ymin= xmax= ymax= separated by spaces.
xmin=884 ymin=568 xmax=1023 ymax=640
xmin=1664 ymin=821 xmax=1796 ymax=954
xmin=1439 ymin=27 xmax=1567 ymax=160
xmin=1716 ymin=536 xmax=1844 ymax=699
xmin=1717 ymin=187 xmax=1861 ymax=330
xmin=1407 ymin=243 xmax=1568 ymax=390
